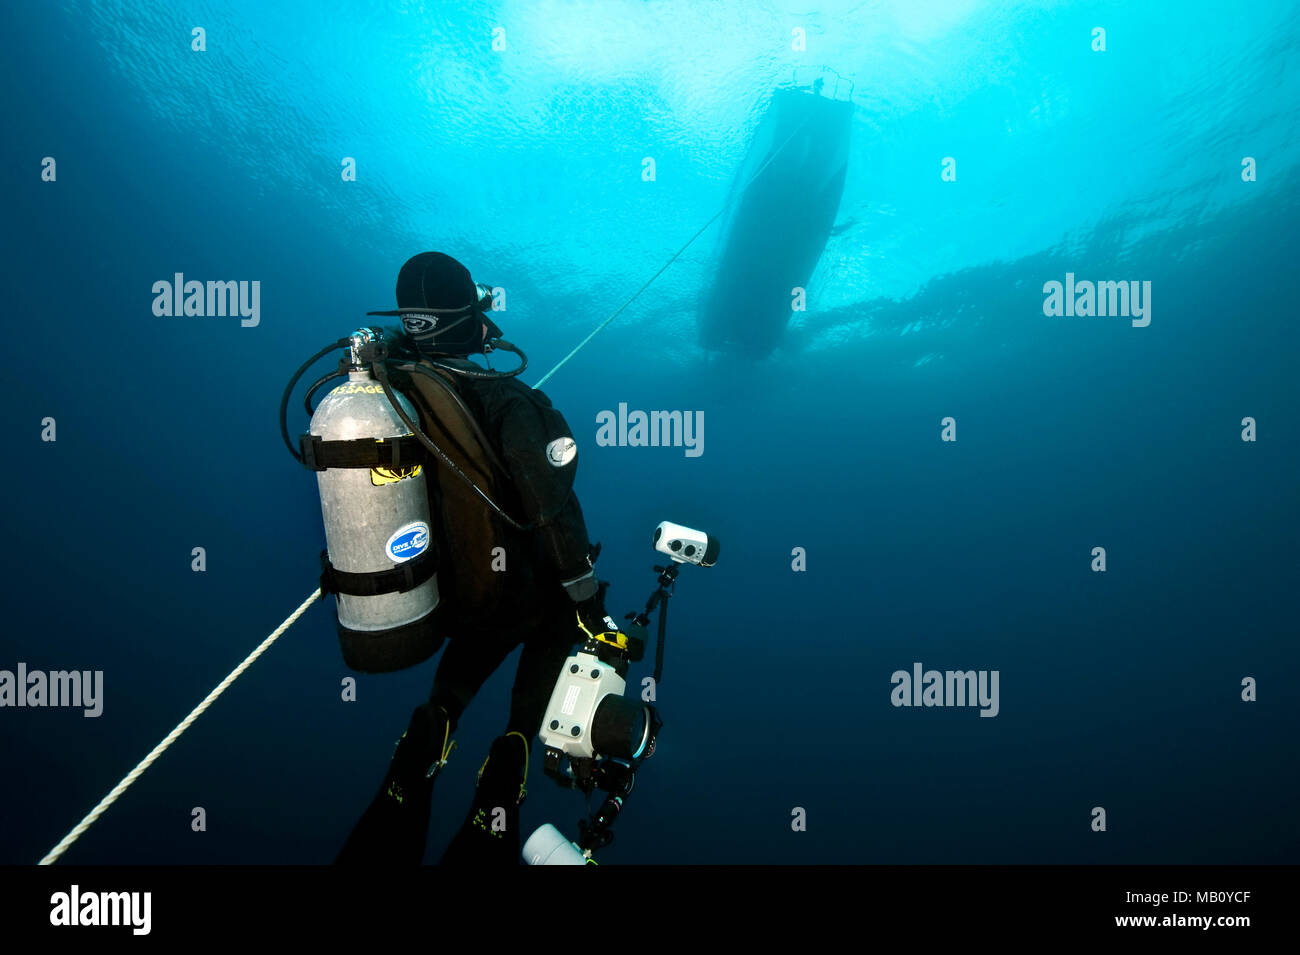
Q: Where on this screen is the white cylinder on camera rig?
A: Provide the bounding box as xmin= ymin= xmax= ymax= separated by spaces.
xmin=523 ymin=824 xmax=588 ymax=865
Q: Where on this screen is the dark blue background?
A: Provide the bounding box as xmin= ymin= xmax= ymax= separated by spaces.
xmin=1 ymin=1 xmax=1295 ymax=865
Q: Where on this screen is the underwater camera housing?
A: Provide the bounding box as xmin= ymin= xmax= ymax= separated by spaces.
xmin=539 ymin=521 xmax=720 ymax=786
xmin=537 ymin=637 xmax=658 ymax=789
xmin=530 ymin=521 xmax=717 ymax=862
xmin=540 ymin=527 xmax=722 ymax=789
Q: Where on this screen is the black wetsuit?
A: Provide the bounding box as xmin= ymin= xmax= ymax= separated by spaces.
xmin=413 ymin=357 xmax=595 ymax=735
xmin=337 ymin=352 xmax=598 ymax=865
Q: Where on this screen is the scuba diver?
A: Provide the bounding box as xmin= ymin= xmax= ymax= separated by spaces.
xmin=333 ymin=251 xmax=629 ymax=866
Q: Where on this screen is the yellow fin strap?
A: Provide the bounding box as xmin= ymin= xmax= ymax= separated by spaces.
xmin=477 ymin=732 xmax=531 ymax=805
xmin=506 ymin=730 xmax=530 ymax=803
xmin=429 ymin=709 xmax=456 ymax=779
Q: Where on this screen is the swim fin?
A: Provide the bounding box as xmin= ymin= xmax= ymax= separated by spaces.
xmin=440 ymin=732 xmax=529 ymax=866
xmin=336 ymin=703 xmax=454 ymax=865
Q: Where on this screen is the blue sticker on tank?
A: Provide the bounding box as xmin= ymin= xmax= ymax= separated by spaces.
xmin=385 ymin=521 xmax=430 ymax=563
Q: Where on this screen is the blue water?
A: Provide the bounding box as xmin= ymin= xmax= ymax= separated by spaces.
xmin=1 ymin=0 xmax=1296 ymax=865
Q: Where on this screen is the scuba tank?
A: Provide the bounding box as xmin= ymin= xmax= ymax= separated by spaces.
xmin=297 ymin=329 xmax=441 ymax=673
xmin=280 ymin=323 xmax=533 ymax=673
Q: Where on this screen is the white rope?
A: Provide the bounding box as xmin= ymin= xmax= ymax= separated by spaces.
xmin=39 ymin=588 xmax=322 ymax=865
xmin=534 ymin=208 xmax=727 ymax=388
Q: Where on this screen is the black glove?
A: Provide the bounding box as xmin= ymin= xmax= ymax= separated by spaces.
xmin=575 ymin=581 xmax=621 ymax=641
xmin=575 ymin=584 xmax=646 ymax=663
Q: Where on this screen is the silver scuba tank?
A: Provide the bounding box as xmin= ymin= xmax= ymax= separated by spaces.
xmin=308 ymin=330 xmax=440 ymax=672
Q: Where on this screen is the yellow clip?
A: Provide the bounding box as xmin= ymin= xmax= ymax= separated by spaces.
xmin=577 ymin=611 xmax=629 ymax=650
xmin=593 ymin=630 xmax=629 ymax=651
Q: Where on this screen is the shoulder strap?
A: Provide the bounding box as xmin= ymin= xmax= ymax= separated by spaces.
xmin=400 ymin=362 xmax=507 ymax=491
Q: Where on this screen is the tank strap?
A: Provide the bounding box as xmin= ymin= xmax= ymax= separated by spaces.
xmin=319 ymin=548 xmax=437 ymax=597
xmin=298 ymin=433 xmax=427 ymax=471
